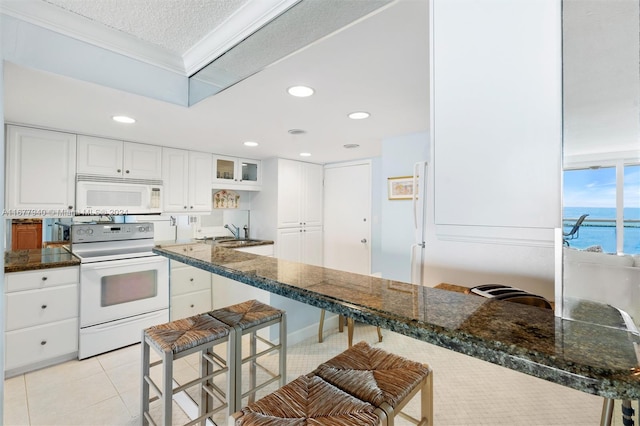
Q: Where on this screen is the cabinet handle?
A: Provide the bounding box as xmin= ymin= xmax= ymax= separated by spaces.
xmin=125 ymin=170 xmax=130 ymax=174
xmin=68 ymin=205 xmax=73 ymax=210
xmin=190 ymin=278 xmax=194 ymax=282
xmin=184 ymin=206 xmax=187 ymax=209
xmin=117 ymin=169 xmax=121 ymax=173
xmin=41 ymin=304 xmax=47 ymax=309
xmin=190 ymin=304 xmax=194 ymax=308
xmin=40 ymin=340 xmax=47 ymax=346
xmin=190 ymin=206 xmax=194 ymax=209
xmin=361 ymin=239 xmax=367 ymax=243
xmin=41 ymin=276 xmax=48 ymax=281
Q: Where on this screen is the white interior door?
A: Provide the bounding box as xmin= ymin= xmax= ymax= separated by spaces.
xmin=323 ymin=162 xmax=371 ymax=274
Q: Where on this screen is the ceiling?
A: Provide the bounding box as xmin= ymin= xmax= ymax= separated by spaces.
xmin=2 ymin=0 xmax=429 ymax=164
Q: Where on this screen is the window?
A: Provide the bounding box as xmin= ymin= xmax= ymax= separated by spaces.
xmin=563 ymin=163 xmax=639 ymax=254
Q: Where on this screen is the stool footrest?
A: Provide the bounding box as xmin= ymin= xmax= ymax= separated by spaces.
xmin=240 ymin=375 xmax=281 ymax=400
xmin=241 ymin=343 xmax=281 ymax=364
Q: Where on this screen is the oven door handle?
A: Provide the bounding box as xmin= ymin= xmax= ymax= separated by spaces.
xmin=81 ymin=256 xmax=167 ymax=271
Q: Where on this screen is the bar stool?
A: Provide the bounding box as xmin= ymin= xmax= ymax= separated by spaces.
xmin=209 ymin=299 xmax=286 ymax=411
xmin=230 ymin=374 xmax=386 ymax=425
xmin=141 ymin=313 xmax=235 ymax=426
xmin=312 ymin=341 xmax=433 ymax=426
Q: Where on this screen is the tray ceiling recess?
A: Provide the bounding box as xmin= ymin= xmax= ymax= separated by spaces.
xmin=188 ymin=0 xmax=393 ymax=106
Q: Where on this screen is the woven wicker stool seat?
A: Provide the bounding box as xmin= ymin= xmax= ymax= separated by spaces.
xmin=312 ymin=341 xmax=433 ymax=426
xmin=141 ymin=313 xmax=236 ymax=426
xmin=231 ymin=375 xmax=385 ymax=425
xmin=210 ymin=299 xmax=286 ymax=411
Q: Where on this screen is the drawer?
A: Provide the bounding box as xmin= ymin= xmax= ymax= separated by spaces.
xmin=5 ymin=318 xmax=78 ymax=370
xmin=6 ymin=266 xmax=78 ymax=293
xmin=171 ymin=266 xmax=211 ymax=296
xmin=234 ymin=244 xmax=274 ymax=256
xmin=5 ymin=284 xmax=78 ymax=331
xmin=171 ymin=289 xmax=212 ymax=320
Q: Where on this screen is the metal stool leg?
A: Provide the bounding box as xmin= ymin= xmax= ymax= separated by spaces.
xmin=601 ymin=398 xmax=614 ymax=426
xmin=161 ymin=350 xmax=173 ymax=426
xmin=141 ymin=335 xmax=151 ymax=426
xmin=249 ymin=331 xmax=257 ymax=404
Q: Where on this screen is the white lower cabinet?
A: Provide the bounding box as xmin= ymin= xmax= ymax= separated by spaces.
xmin=276 ymin=226 xmax=323 ymax=266
xmin=4 ymin=266 xmax=79 ymax=375
xmin=5 ymin=319 xmax=78 ymax=372
xmin=170 ymin=260 xmax=212 ymax=320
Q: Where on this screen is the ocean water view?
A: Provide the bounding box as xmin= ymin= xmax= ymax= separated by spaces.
xmin=563 ymin=206 xmax=640 ymax=254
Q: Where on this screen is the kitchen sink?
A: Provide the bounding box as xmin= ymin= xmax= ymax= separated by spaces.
xmin=216 ymin=239 xmax=263 ymax=247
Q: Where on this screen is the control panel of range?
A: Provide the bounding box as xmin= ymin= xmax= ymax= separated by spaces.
xmin=71 ymin=222 xmax=154 ymax=243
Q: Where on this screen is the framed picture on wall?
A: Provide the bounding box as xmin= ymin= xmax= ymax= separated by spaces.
xmin=387 ymin=176 xmax=414 ymax=200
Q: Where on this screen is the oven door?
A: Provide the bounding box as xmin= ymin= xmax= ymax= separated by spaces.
xmin=80 ymin=256 xmax=169 ymax=327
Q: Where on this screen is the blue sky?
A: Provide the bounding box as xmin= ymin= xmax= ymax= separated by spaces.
xmin=563 ymin=165 xmax=640 ymax=208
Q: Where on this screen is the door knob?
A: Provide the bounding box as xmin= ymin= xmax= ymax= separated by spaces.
xmin=361 ymin=238 xmax=367 ymax=243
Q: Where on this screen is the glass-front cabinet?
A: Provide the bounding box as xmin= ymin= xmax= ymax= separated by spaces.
xmin=212 ymin=155 xmax=261 ymax=190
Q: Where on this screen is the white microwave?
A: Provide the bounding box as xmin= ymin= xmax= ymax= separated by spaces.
xmin=76 ymin=175 xmax=162 ymax=215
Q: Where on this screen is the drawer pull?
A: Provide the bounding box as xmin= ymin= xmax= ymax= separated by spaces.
xmin=41 ymin=304 xmax=47 ymax=309
xmin=190 ymin=278 xmax=194 ymax=282
xmin=41 ymin=277 xmax=48 ymax=281
xmin=40 ymin=340 xmax=47 ymax=346
xmin=190 ymin=304 xmax=195 ymax=308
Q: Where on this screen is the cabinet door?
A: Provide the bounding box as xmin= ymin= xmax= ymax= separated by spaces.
xmin=171 ymin=263 xmax=212 ymax=296
xmin=5 ymin=318 xmax=78 ymax=370
xmin=213 ymin=155 xmax=237 ymax=183
xmin=11 ymin=223 xmax=42 ymax=250
xmin=162 ymin=148 xmax=189 ymax=212
xmin=277 ymin=160 xmax=303 ymax=227
xmin=302 ymin=163 xmax=323 ymax=227
xmin=276 ymin=227 xmax=302 ymax=262
xmin=189 ymin=151 xmax=213 ymax=211
xmin=6 ymin=126 xmax=76 ymax=214
xmin=123 ymin=142 xmax=162 ymax=179
xmin=171 ymin=289 xmax=212 ymax=321
xmin=239 ymin=158 xmax=261 ymax=185
xmin=77 ymin=135 xmax=122 ymax=177
xmin=302 ymin=226 xmax=323 ymax=266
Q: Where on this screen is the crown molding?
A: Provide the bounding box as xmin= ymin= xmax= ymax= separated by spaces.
xmin=1 ymin=0 xmax=300 ymax=77
xmin=1 ymin=0 xmax=185 ymax=73
xmin=183 ymin=0 xmax=300 ymax=76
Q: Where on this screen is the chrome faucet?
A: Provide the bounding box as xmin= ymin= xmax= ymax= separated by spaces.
xmin=224 ymin=224 xmax=240 ymax=239
xmin=243 ymin=225 xmax=249 ymax=239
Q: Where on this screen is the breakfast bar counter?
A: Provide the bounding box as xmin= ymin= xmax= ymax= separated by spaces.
xmin=153 ymin=242 xmax=640 ymax=401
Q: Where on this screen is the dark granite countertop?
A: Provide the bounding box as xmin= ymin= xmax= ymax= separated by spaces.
xmin=153 ymin=242 xmax=640 ymax=400
xmin=5 ymin=247 xmax=80 ymax=273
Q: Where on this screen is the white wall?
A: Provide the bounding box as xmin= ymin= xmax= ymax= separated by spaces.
xmin=563 ymin=0 xmax=640 ymax=163
xmin=422 ymin=0 xmax=562 ymax=300
xmin=377 ymin=132 xmax=429 ymax=282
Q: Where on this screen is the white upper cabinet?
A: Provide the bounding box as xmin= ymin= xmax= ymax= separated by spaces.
xmin=162 ymin=148 xmax=212 ymax=213
xmin=5 ymin=125 xmax=76 ymax=215
xmin=277 ymin=159 xmax=323 ymax=228
xmin=212 ymin=155 xmax=261 ymax=190
xmin=77 ymin=135 xmax=162 ymax=179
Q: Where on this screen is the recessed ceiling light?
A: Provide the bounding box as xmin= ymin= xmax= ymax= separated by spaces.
xmin=287 ymin=86 xmax=314 ymax=97
xmin=348 ymin=111 xmax=370 ymax=120
xmin=112 ymin=115 xmax=136 ymax=124
xmin=244 ymin=141 xmax=259 ymax=147
xmin=299 ymin=152 xmax=312 ymax=157
xmin=343 ymin=144 xmax=360 ymax=149
xmin=288 ymin=129 xmax=307 ymax=135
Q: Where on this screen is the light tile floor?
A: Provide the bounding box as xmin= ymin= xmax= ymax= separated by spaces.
xmin=3 ymin=322 xmax=633 ymax=425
